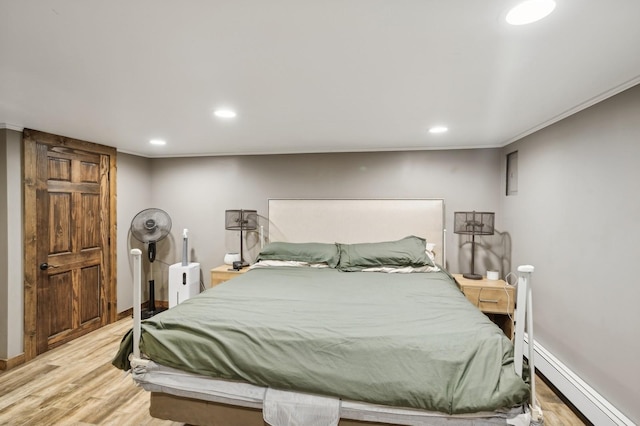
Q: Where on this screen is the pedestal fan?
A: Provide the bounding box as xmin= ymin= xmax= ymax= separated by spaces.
xmin=130 ymin=208 xmax=172 ymax=319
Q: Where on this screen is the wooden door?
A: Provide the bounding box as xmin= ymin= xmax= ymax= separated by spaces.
xmin=23 ymin=129 xmax=117 ymax=359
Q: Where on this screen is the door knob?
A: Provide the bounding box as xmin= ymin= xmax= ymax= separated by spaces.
xmin=39 ymin=263 xmax=58 ymax=270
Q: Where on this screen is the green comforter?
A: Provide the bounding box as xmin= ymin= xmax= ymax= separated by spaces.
xmin=113 ymin=267 xmax=529 ymax=414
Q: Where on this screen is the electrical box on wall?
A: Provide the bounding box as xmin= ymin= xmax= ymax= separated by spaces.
xmin=168 ymin=262 xmax=200 ymax=308
xmin=506 ymin=151 xmax=518 ymax=195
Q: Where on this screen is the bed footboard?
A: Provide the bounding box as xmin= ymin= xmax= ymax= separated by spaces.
xmin=513 ymin=265 xmax=543 ymax=423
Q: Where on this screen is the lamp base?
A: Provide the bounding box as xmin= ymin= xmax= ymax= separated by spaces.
xmin=463 ymin=273 xmax=482 ymax=280
xmin=232 ymin=261 xmax=249 ymax=270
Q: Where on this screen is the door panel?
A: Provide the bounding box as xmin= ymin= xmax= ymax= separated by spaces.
xmin=49 ymin=192 xmax=72 ymax=254
xmin=48 ymin=156 xmax=71 ymax=181
xmin=79 ymin=160 xmax=99 ymax=182
xmin=80 ymin=266 xmax=101 ymax=324
xmin=81 ymin=194 xmax=100 ymax=248
xmin=48 ymin=271 xmax=73 ymax=336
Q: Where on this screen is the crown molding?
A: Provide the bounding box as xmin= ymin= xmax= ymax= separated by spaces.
xmin=0 ymin=123 xmax=24 ymax=132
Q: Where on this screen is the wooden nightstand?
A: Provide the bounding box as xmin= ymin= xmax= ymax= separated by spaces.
xmin=210 ymin=265 xmax=249 ymax=287
xmin=452 ymin=273 xmax=515 ymax=338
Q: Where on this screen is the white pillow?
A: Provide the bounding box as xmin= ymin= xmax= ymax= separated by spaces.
xmin=361 ymin=264 xmax=440 ymax=274
xmin=250 ymin=260 xmax=330 ymax=269
xmin=425 ymin=242 xmax=436 ymax=263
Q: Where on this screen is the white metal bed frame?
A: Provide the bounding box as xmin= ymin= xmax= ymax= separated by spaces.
xmin=129 ymin=198 xmax=541 ymax=424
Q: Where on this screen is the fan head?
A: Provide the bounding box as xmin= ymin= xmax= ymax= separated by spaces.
xmin=130 ymin=208 xmax=172 ymax=244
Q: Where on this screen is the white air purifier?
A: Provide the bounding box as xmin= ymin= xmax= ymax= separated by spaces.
xmin=168 ymin=262 xmax=200 ymax=308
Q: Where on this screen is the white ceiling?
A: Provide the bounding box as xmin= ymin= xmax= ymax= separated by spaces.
xmin=1 ymin=1 xmax=640 ymax=158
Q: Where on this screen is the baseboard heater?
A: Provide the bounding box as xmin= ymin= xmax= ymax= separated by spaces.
xmin=524 ymin=334 xmax=634 ymax=426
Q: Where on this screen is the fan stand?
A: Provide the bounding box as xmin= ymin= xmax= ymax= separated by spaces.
xmin=141 ymin=242 xmax=166 ymax=319
xmin=140 ymin=268 xmax=157 ymax=319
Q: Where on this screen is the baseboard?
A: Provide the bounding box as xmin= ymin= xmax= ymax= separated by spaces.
xmin=117 ymin=307 xmax=133 ymax=320
xmin=524 ymin=334 xmax=634 ymax=426
xmin=117 ymin=300 xmax=169 ymax=320
xmin=3 ymin=301 xmax=170 ymax=369
xmin=0 ymin=353 xmax=25 ymax=371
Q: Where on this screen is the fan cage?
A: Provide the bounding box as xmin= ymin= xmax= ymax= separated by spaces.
xmin=453 ymin=211 xmax=495 ymax=236
xmin=130 ymin=208 xmax=172 ymax=243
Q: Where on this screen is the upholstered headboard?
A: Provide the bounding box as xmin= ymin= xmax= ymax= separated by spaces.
xmin=268 ymin=198 xmax=445 ymax=265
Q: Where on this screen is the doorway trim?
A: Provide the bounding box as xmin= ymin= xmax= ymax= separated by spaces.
xmin=23 ymin=129 xmax=117 ymax=362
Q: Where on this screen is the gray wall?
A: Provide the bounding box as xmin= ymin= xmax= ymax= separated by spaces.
xmin=0 ymin=130 xmax=8 ymax=359
xmin=116 ymin=153 xmax=153 ymax=312
xmin=0 ymin=129 xmax=23 ymax=359
xmin=141 ymin=149 xmax=504 ymax=299
xmin=501 ymin=84 xmax=640 ymax=423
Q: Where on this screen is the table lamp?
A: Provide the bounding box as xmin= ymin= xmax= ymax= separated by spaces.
xmin=454 ymin=211 xmax=495 ymax=280
xmin=225 ymin=209 xmax=258 ymax=268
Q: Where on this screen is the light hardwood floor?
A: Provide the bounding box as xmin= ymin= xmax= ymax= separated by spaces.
xmin=0 ymin=318 xmax=588 ymax=426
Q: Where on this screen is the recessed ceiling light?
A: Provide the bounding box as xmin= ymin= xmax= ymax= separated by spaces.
xmin=149 ymin=139 xmax=166 ymax=146
xmin=214 ymin=109 xmax=237 ymax=119
xmin=428 ymin=126 xmax=448 ymax=134
xmin=506 ymin=0 xmax=556 ymax=25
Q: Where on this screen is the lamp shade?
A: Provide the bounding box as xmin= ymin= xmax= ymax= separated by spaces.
xmin=453 ymin=211 xmax=495 ymax=236
xmin=225 ymin=210 xmax=258 ymax=231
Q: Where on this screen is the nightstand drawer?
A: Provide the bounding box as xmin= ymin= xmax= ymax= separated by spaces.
xmin=452 ymin=274 xmax=514 ymax=338
xmin=462 ymin=287 xmax=514 ymax=315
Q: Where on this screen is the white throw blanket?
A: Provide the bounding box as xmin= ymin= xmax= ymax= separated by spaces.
xmin=263 ymin=388 xmax=340 ymax=426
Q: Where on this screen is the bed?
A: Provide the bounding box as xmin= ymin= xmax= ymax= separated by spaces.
xmin=113 ymin=199 xmax=538 ymax=426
